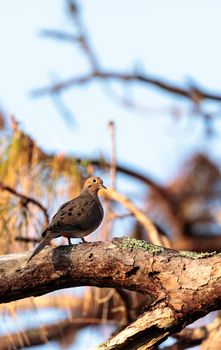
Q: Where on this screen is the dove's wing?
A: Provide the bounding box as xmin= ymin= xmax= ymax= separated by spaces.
xmin=48 ymin=194 xmax=103 ymax=233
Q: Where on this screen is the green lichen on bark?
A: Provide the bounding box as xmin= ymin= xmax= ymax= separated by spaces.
xmin=96 ymin=339 xmax=108 ymax=349
xmin=180 ymin=250 xmax=217 ymax=259
xmin=122 ymin=237 xmax=164 ymax=254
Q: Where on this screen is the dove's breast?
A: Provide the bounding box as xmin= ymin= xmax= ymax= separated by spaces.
xmin=80 ymin=198 xmax=103 ymax=230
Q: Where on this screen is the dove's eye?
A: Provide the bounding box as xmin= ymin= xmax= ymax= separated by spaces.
xmin=93 ymin=179 xmax=96 ymax=183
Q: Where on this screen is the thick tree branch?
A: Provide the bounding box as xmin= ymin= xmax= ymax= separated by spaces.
xmin=0 ymin=238 xmax=221 ymax=349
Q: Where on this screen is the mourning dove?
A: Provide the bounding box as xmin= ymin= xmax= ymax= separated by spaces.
xmin=27 ymin=176 xmax=106 ymax=262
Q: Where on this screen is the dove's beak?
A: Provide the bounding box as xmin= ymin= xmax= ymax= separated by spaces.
xmin=99 ymin=184 xmax=107 ymax=190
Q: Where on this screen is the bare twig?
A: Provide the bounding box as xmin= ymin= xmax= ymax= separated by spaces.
xmin=66 ymin=0 xmax=99 ymax=70
xmin=40 ymin=29 xmax=80 ymax=43
xmin=51 ymin=88 xmax=77 ymax=127
xmin=15 ymin=236 xmax=41 ymax=244
xmin=108 ymin=121 xmax=117 ymax=190
xmin=32 ymin=70 xmax=221 ymax=103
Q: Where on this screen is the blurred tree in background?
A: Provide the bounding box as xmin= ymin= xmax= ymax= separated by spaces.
xmin=1 ymin=1 xmax=221 ymax=349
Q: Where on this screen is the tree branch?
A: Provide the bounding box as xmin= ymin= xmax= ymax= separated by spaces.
xmin=172 ymin=316 xmax=221 ymax=348
xmin=105 ymin=189 xmax=164 ymax=246
xmin=0 ymin=238 xmax=221 ymax=348
xmin=32 ymin=70 xmax=221 ymax=103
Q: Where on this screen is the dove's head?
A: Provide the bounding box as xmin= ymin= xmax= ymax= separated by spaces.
xmin=83 ymin=176 xmax=107 ymax=195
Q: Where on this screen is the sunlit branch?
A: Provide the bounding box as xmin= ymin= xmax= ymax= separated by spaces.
xmin=104 ymin=188 xmax=166 ymax=246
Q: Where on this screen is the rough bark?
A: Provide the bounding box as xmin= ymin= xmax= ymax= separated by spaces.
xmin=0 ymin=237 xmax=221 ymax=349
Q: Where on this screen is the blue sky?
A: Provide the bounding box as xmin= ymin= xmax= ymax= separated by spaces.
xmin=1 ymin=0 xmax=221 ymax=186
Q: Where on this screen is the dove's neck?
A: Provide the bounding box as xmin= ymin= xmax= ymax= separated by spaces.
xmin=82 ymin=188 xmax=100 ymax=200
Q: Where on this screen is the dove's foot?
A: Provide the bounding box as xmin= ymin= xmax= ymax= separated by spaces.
xmin=81 ymin=237 xmax=87 ymax=244
xmin=68 ymin=238 xmax=73 ymax=246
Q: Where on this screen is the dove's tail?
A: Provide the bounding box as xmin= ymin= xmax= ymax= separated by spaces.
xmin=27 ymin=231 xmax=55 ymax=263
